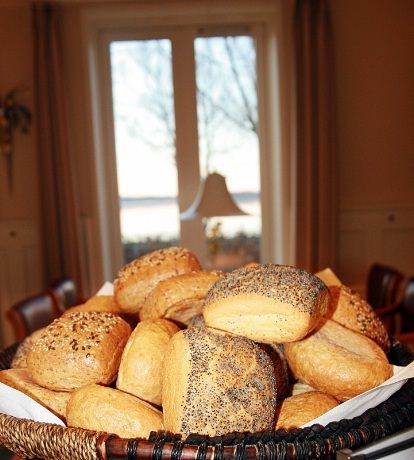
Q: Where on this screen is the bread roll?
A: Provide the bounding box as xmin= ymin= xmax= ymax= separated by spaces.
xmin=290 ymin=381 xmax=317 ymax=396
xmin=0 ymin=369 xmax=70 ymax=421
xmin=261 ymin=344 xmax=290 ymax=400
xmin=188 ymin=313 xmax=206 ymax=329
xmin=275 ymin=391 xmax=339 ymax=430
xmin=140 ymin=271 xmax=223 ymax=325
xmin=67 ymin=384 xmax=163 ymax=438
xmin=116 ymin=319 xmax=180 ymax=406
xmin=315 ymin=267 xmax=390 ymax=352
xmin=114 ymin=246 xmax=202 ymax=314
xmin=27 ymin=312 xmax=131 ymax=391
xmin=242 ymin=262 xmax=260 ymax=269
xmin=63 ymin=295 xmax=122 ymax=316
xmin=11 ymin=328 xmax=45 ymax=369
xmin=328 ymin=285 xmax=390 ymax=352
xmin=203 ymin=264 xmax=330 ymax=343
xmin=284 ymin=319 xmax=392 ymax=401
xmin=162 ymin=327 xmax=277 ymax=437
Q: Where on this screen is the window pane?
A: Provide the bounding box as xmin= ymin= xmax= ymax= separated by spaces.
xmin=110 ymin=40 xmax=179 ymax=262
xmin=195 ymin=36 xmax=261 ymax=270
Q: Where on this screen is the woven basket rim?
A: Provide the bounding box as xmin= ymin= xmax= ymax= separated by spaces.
xmin=0 ymin=339 xmax=413 ymax=460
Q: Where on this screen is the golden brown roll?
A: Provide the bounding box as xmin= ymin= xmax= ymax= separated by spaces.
xmin=290 ymin=381 xmax=317 ymax=396
xmin=203 ymin=264 xmax=330 ymax=343
xmin=261 ymin=344 xmax=290 ymax=400
xmin=275 ymin=391 xmax=339 ymax=430
xmin=11 ymin=328 xmax=45 ymax=369
xmin=27 ymin=312 xmax=131 ymax=391
xmin=140 ymin=271 xmax=223 ymax=325
xmin=284 ymin=319 xmax=392 ymax=401
xmin=116 ymin=319 xmax=180 ymax=406
xmin=162 ymin=327 xmax=277 ymax=437
xmin=66 ymin=384 xmax=163 ymax=438
xmin=188 ymin=313 xmax=206 ymax=329
xmin=328 ymin=285 xmax=390 ymax=352
xmin=114 ymin=246 xmax=202 ymax=314
xmin=63 ymin=295 xmax=122 ymax=316
xmin=242 ymin=262 xmax=260 ymax=269
xmin=0 ymin=369 xmax=71 ymax=421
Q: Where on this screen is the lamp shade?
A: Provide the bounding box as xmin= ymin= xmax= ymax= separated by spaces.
xmin=180 ymin=172 xmax=247 ymax=220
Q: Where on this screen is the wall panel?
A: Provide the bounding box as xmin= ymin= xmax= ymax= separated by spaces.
xmin=0 ymin=220 xmax=42 ymax=347
xmin=338 ymin=207 xmax=414 ymax=295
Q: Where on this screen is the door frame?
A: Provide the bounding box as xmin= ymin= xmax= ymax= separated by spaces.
xmin=80 ymin=0 xmax=294 ymax=284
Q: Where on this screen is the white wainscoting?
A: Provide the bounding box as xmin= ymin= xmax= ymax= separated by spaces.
xmin=338 ymin=207 xmax=414 ymax=294
xmin=0 ymin=220 xmax=42 ymax=347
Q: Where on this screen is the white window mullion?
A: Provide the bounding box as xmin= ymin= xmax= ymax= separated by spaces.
xmin=171 ymin=30 xmax=207 ymax=264
xmin=95 ymin=32 xmax=124 ymax=281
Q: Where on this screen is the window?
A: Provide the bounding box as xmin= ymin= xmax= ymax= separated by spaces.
xmin=109 ymin=32 xmax=261 ymax=270
xmin=110 ymin=39 xmax=180 ymax=261
xmin=84 ymin=1 xmax=287 ymax=280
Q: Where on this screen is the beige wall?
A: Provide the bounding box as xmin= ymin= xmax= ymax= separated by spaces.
xmin=0 ymin=2 xmax=39 ymax=220
xmin=330 ymin=0 xmax=414 ymax=210
xmin=329 ymin=0 xmax=414 ymax=288
xmin=0 ymin=2 xmax=43 ymax=347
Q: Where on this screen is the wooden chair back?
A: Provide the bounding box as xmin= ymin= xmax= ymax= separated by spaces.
xmin=47 ymin=277 xmax=81 ymax=314
xmin=6 ymin=292 xmax=60 ymax=342
xmin=399 ymin=277 xmax=414 ymax=333
xmin=366 ymin=263 xmax=404 ymax=309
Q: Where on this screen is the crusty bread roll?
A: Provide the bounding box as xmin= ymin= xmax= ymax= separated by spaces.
xmin=140 ymin=271 xmax=223 ymax=325
xmin=11 ymin=327 xmax=45 ymax=369
xmin=116 ymin=319 xmax=180 ymax=406
xmin=203 ymin=264 xmax=330 ymax=343
xmin=188 ymin=313 xmax=206 ymax=329
xmin=66 ymin=384 xmax=163 ymax=438
xmin=261 ymin=344 xmax=290 ymax=400
xmin=27 ymin=312 xmax=131 ymax=391
xmin=114 ymin=246 xmax=202 ymax=314
xmin=275 ymin=391 xmax=339 ymax=430
xmin=284 ymin=319 xmax=392 ymax=401
xmin=162 ymin=327 xmax=277 ymax=437
xmin=315 ymin=268 xmax=390 ymax=352
xmin=290 ymin=381 xmax=317 ymax=396
xmin=242 ymin=262 xmax=260 ymax=269
xmin=0 ymin=369 xmax=71 ymax=421
xmin=327 ymin=285 xmax=390 ymax=352
xmin=63 ymin=295 xmax=122 ymax=316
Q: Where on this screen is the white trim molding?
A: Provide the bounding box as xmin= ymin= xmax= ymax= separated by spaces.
xmin=75 ymin=0 xmax=295 ymax=281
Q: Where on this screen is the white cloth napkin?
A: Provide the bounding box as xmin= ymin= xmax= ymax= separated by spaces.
xmin=301 ymin=362 xmax=414 ymax=427
xmin=0 ymin=382 xmax=64 ymax=425
xmin=1 ymin=362 xmax=412 ymax=428
xmin=96 ymin=281 xmax=114 ymax=296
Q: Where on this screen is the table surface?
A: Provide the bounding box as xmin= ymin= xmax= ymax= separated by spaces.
xmin=337 ymin=425 xmax=414 ymax=459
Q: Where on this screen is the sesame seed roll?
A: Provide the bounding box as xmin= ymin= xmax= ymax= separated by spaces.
xmin=27 ymin=311 xmax=131 ymax=391
xmin=114 ymin=246 xmax=202 ymax=315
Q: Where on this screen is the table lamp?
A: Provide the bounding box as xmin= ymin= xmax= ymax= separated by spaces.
xmin=180 ymin=172 xmax=247 ymax=220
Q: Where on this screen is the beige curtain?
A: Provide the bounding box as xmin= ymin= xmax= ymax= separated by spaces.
xmin=33 ymin=2 xmax=84 ymax=295
xmin=294 ymin=0 xmax=337 ymax=273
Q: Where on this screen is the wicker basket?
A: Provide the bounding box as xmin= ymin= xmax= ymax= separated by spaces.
xmin=0 ymin=340 xmax=413 ymax=460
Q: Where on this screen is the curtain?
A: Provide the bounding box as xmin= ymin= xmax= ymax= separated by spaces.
xmin=294 ymin=0 xmax=337 ymax=273
xmin=33 ymin=2 xmax=84 ymax=295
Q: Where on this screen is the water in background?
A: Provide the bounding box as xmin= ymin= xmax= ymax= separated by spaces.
xmin=120 ymin=192 xmax=261 ymax=269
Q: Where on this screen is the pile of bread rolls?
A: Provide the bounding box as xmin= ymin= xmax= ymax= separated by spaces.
xmin=0 ymin=246 xmax=393 ymax=439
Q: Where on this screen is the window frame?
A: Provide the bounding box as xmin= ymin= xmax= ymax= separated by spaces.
xmin=81 ymin=0 xmax=291 ymax=281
